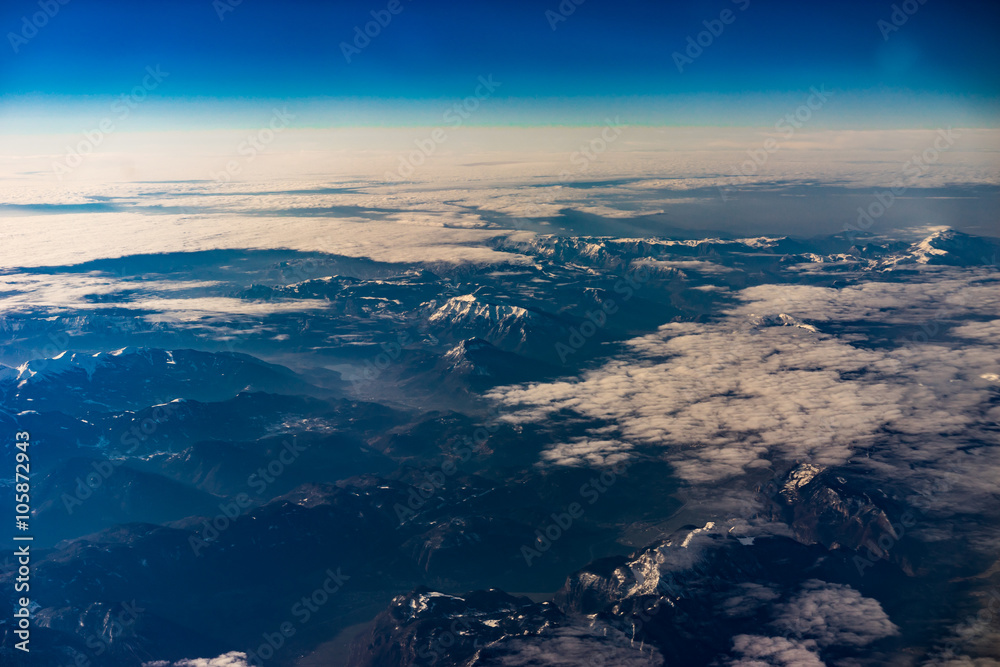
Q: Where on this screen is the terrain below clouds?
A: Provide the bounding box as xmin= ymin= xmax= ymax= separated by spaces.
xmin=0 ymin=168 xmax=998 ymax=665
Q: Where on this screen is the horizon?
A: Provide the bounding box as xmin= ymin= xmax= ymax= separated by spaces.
xmin=3 ymin=0 xmax=1000 ymax=131
xmin=2 ymin=2 xmax=1000 ymax=666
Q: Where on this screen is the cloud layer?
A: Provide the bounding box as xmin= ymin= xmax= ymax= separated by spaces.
xmin=488 ymin=267 xmax=1000 ymax=557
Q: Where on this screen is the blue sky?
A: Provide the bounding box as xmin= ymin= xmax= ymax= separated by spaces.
xmin=1 ymin=0 xmax=998 ymax=128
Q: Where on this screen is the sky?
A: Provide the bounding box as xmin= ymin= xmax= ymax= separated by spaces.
xmin=2 ymin=7 xmax=999 ymax=663
xmin=0 ymin=0 xmax=997 ymax=243
xmin=1 ymin=0 xmax=999 ymax=130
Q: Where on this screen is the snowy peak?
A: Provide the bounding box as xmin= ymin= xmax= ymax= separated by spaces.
xmin=441 ymin=338 xmax=496 ymax=377
xmin=492 ymin=236 xmax=620 ymax=267
xmin=747 ymin=313 xmax=819 ymax=333
xmin=0 ymin=364 xmax=19 ymax=383
xmin=878 ymin=229 xmax=1000 ymax=269
xmin=428 ymin=295 xmax=539 ymax=328
xmin=11 ymin=347 xmax=166 ymax=386
xmin=15 ymin=351 xmax=106 ymax=384
xmin=492 ymin=234 xmax=797 ymax=271
xmin=423 ymin=292 xmax=570 ymax=361
xmin=910 ymin=230 xmax=955 ymax=264
xmin=431 ymin=337 xmax=549 ymax=388
xmin=909 ymin=228 xmax=999 ymax=264
xmin=0 ymin=347 xmax=326 ymax=416
xmin=443 ymin=337 xmax=494 ymax=361
xmin=779 ymin=463 xmax=826 ymax=503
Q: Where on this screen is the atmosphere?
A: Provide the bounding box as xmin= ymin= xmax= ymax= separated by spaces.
xmin=2 ymin=0 xmax=999 ymax=128
xmin=1 ymin=3 xmax=999 ymax=667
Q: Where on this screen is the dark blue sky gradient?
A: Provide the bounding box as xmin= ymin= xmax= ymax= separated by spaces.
xmin=1 ymin=0 xmax=998 ymax=125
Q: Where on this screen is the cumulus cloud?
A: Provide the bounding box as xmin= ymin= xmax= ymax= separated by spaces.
xmin=488 ymin=269 xmax=1000 ymax=555
xmin=539 ymin=438 xmax=633 ymax=467
xmin=717 ymin=583 xmax=781 ymax=618
xmin=0 ymin=273 xmax=331 ymax=335
xmin=952 ymin=320 xmax=1000 ymax=344
xmin=725 ymin=634 xmax=824 ymax=666
xmin=726 ymin=276 xmax=1000 ymax=327
xmin=771 ymin=580 xmax=899 ymax=648
xmin=924 ymin=658 xmax=1000 ymax=667
xmin=633 ymin=258 xmax=735 ymax=276
xmin=143 ymin=652 xmax=250 ymax=667
xmin=485 ymin=623 xmax=662 ymax=666
xmin=925 ymin=592 xmax=1000 ymax=666
xmin=490 ymin=323 xmax=897 ymax=483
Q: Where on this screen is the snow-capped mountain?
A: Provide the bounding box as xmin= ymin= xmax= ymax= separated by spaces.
xmin=425 ymin=294 xmax=567 ymax=357
xmin=0 ymin=347 xmax=328 ymax=416
xmin=881 ymin=228 xmax=1000 ymax=269
xmin=785 ymin=229 xmax=1000 ymax=272
xmin=2 ymin=226 xmax=998 ymax=666
xmin=746 ymin=313 xmax=820 ymax=332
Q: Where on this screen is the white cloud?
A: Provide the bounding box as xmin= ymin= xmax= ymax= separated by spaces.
xmin=953 ymin=320 xmax=1000 ymax=344
xmin=770 ymin=580 xmax=899 ymax=648
xmin=486 ymin=623 xmax=662 ymax=666
xmin=490 ymin=324 xmax=896 ymax=483
xmin=924 ymin=658 xmax=1000 ymax=667
xmin=487 ymin=272 xmax=1000 ymax=557
xmin=0 ymin=273 xmax=331 ymax=329
xmin=143 ymin=652 xmax=250 ymax=667
xmin=718 ymin=583 xmax=781 ymax=618
xmin=634 ymin=258 xmax=735 ymax=276
xmin=725 ymin=634 xmax=825 ymax=666
xmin=539 ymin=438 xmax=633 ymax=467
xmin=726 ymin=276 xmax=1000 ymax=327
xmin=4 ymin=127 xmax=999 ymax=270
xmin=0 ymin=209 xmax=523 ymax=269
